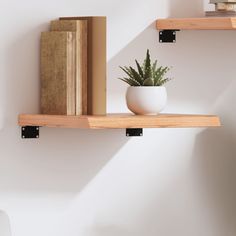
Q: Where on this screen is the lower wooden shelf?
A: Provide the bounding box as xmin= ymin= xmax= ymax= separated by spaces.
xmin=18 ymin=113 xmax=221 ymax=129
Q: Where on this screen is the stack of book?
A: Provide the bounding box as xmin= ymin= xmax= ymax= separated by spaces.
xmin=40 ymin=17 xmax=107 ymax=115
xmin=206 ymin=0 xmax=236 ymax=16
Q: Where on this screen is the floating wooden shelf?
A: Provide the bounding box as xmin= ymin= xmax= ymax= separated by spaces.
xmin=18 ymin=113 xmax=221 ymax=129
xmin=156 ymin=17 xmax=236 ymax=30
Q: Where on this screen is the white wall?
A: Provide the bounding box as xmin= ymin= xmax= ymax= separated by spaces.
xmin=0 ymin=0 xmax=236 ymax=236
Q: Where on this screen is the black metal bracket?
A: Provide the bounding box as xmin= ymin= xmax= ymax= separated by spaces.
xmin=159 ymin=30 xmax=179 ymax=43
xmin=21 ymin=126 xmax=40 ymax=139
xmin=126 ymin=128 xmax=143 ymax=137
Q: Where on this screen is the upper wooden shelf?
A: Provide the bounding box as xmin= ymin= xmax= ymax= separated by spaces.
xmin=18 ymin=113 xmax=221 ymax=129
xmin=156 ymin=17 xmax=236 ymax=30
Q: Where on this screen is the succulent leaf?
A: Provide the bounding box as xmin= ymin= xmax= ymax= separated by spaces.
xmin=118 ymin=77 xmax=140 ymax=86
xmin=143 ymin=78 xmax=154 ymax=86
xmin=135 ymin=60 xmax=144 ymax=78
xmin=158 ymin=78 xmax=172 ymax=86
xmin=119 ymin=66 xmax=133 ymax=78
xmin=144 ymin=50 xmax=151 ymax=80
xmin=129 ymin=66 xmax=143 ymax=85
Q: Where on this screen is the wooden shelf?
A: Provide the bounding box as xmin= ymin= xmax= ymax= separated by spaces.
xmin=156 ymin=17 xmax=236 ymax=30
xmin=18 ymin=113 xmax=221 ymax=129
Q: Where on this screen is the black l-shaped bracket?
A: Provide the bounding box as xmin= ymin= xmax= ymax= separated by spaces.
xmin=159 ymin=30 xmax=180 ymax=43
xmin=126 ymin=128 xmax=143 ymax=137
xmin=21 ymin=126 xmax=40 ymax=139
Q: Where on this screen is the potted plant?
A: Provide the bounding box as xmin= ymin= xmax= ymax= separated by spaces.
xmin=119 ymin=49 xmax=172 ymax=115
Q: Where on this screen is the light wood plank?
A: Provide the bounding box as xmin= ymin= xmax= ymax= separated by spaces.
xmin=210 ymin=0 xmax=236 ymax=3
xmin=156 ymin=17 xmax=236 ymax=30
xmin=18 ymin=114 xmax=221 ymax=129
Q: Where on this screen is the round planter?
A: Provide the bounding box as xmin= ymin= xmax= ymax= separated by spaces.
xmin=126 ymin=86 xmax=167 ymax=115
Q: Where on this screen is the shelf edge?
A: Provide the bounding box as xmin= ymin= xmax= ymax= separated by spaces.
xmin=18 ymin=114 xmax=221 ymax=129
xmin=156 ymin=17 xmax=236 ymax=30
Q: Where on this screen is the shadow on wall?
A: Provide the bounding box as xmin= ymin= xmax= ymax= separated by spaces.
xmin=0 ymin=23 xmax=129 ymax=193
xmin=0 ymin=211 xmax=11 ymax=236
xmin=168 ymin=0 xmax=204 ymax=17
xmin=192 ymin=127 xmax=236 ymax=235
xmin=164 ymin=0 xmax=236 ymax=233
xmin=191 ymin=84 xmax=236 ymax=235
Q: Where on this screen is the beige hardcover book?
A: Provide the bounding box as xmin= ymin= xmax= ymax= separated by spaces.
xmin=216 ymin=2 xmax=236 ymax=11
xmin=205 ymin=10 xmax=236 ymax=16
xmin=50 ymin=20 xmax=88 ymax=115
xmin=60 ymin=16 xmax=107 ymax=115
xmin=40 ymin=31 xmax=76 ymax=115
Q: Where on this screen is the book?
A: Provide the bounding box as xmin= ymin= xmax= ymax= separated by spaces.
xmin=59 ymin=16 xmax=107 ymax=115
xmin=205 ymin=10 xmax=236 ymax=16
xmin=215 ymin=2 xmax=236 ymax=11
xmin=40 ymin=32 xmax=76 ymax=115
xmin=50 ymin=20 xmax=88 ymax=115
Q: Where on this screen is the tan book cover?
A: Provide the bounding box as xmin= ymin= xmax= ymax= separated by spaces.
xmin=40 ymin=31 xmax=76 ymax=115
xmin=60 ymin=16 xmax=107 ymax=115
xmin=216 ymin=2 xmax=236 ymax=11
xmin=50 ymin=20 xmax=88 ymax=115
xmin=206 ymin=10 xmax=236 ymax=16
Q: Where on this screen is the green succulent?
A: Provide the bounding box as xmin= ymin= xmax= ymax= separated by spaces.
xmin=118 ymin=49 xmax=172 ymax=86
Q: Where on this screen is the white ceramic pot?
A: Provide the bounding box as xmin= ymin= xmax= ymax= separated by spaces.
xmin=126 ymin=86 xmax=167 ymax=115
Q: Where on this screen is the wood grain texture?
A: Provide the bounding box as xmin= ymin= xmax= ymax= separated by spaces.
xmin=210 ymin=0 xmax=236 ymax=3
xmin=50 ymin=20 xmax=88 ymax=115
xmin=40 ymin=32 xmax=76 ymax=115
xmin=18 ymin=114 xmax=221 ymax=129
xmin=156 ymin=17 xmax=236 ymax=30
xmin=60 ymin=17 xmax=107 ymax=115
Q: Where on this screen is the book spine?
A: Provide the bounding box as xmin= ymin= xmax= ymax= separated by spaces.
xmin=50 ymin=20 xmax=88 ymax=115
xmin=59 ymin=17 xmax=107 ymax=115
xmin=76 ymin=21 xmax=88 ymax=115
xmin=40 ymin=32 xmax=76 ymax=115
xmin=205 ymin=10 xmax=236 ymax=16
xmin=89 ymin=17 xmax=107 ymax=115
xmin=215 ymin=2 xmax=236 ymax=11
xmin=67 ymin=33 xmax=76 ymax=116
